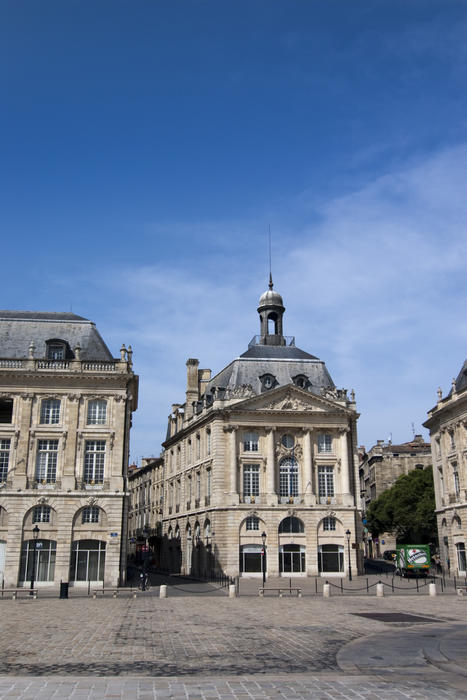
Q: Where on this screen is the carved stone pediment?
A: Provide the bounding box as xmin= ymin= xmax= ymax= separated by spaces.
xmin=224 ymin=384 xmax=350 ymax=414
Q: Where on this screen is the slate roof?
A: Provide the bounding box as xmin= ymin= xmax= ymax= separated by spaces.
xmin=453 ymin=358 xmax=467 ymax=394
xmin=0 ymin=311 xmax=114 ymax=361
xmin=205 ymin=342 xmax=334 ymax=396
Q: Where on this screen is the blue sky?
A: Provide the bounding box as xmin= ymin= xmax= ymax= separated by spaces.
xmin=2 ymin=1 xmax=467 ymax=461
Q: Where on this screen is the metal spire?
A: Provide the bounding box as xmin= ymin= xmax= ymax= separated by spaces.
xmin=268 ymin=225 xmax=273 ymax=289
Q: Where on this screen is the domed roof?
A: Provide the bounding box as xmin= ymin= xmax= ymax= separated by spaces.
xmin=258 ymin=276 xmax=284 ymax=309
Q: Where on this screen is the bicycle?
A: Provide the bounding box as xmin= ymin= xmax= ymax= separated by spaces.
xmin=138 ymin=572 xmax=150 ymax=591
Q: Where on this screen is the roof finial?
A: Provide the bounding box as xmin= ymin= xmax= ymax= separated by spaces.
xmin=268 ymin=224 xmax=273 ymax=289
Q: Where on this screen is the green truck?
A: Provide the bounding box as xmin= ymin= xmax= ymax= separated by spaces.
xmin=395 ymin=545 xmax=431 ymax=577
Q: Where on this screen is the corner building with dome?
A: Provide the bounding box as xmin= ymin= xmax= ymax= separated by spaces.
xmin=160 ymin=280 xmax=363 ymax=578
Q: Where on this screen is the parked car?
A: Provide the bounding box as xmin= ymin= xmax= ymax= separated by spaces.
xmin=383 ymin=549 xmax=396 ymax=561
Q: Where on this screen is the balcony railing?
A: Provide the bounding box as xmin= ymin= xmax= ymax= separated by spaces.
xmin=0 ymin=358 xmax=126 ymax=373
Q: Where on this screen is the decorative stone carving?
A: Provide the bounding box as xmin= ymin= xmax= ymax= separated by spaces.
xmin=266 ymin=397 xmax=312 ymax=411
xmin=225 ymin=384 xmax=255 ymax=399
xmin=86 ymin=496 xmax=98 ymax=506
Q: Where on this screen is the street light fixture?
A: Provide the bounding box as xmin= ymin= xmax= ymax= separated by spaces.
xmin=345 ymin=529 xmax=352 ymax=581
xmin=30 ymin=524 xmax=40 ymax=596
xmin=261 ymin=531 xmax=267 ymax=587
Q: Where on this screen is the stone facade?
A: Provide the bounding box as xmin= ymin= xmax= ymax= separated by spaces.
xmin=424 ymin=361 xmax=467 ymax=575
xmin=158 ymin=282 xmax=362 ymax=579
xmin=127 ymin=457 xmax=164 ymax=565
xmin=0 ymin=311 xmax=138 ymax=587
xmin=359 ymin=436 xmax=432 ymax=555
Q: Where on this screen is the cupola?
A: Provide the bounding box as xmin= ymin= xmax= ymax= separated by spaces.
xmin=257 ymin=274 xmax=286 ymax=346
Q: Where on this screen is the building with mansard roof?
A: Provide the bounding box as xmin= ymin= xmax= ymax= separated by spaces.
xmin=158 ymin=280 xmax=363 ymax=579
xmin=424 ymin=362 xmax=467 ymax=576
xmin=0 ymin=311 xmax=138 ymax=588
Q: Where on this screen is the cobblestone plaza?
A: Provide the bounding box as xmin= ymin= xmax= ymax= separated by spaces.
xmin=0 ymin=586 xmax=466 ymax=699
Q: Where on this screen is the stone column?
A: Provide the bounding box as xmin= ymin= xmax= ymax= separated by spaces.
xmin=13 ymin=394 xmax=34 ymax=489
xmin=340 ymin=429 xmax=352 ymax=505
xmin=303 ymin=429 xmax=315 ymax=505
xmin=225 ymin=426 xmax=239 ymax=504
xmin=266 ymin=428 xmax=277 ymax=505
xmin=62 ymin=394 xmax=80 ymax=490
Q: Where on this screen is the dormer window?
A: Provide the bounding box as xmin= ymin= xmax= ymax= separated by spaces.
xmin=293 ymin=374 xmax=308 ymax=390
xmin=260 ymin=373 xmax=276 ymax=391
xmin=46 ymin=339 xmax=70 ymax=360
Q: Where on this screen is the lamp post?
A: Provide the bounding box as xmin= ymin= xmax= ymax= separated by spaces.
xmin=261 ymin=531 xmax=267 ymax=587
xmin=142 ymin=526 xmax=150 ymax=569
xmin=30 ymin=524 xmax=40 ymax=595
xmin=345 ymin=529 xmax=352 ymax=581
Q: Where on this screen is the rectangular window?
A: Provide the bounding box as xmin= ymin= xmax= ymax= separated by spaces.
xmin=87 ymin=400 xmax=107 ymax=425
xmin=0 ymin=439 xmax=10 ymax=482
xmin=243 ymin=432 xmax=259 ymax=452
xmin=196 ymin=472 xmax=201 ymax=500
xmin=323 ymin=516 xmax=336 ymax=531
xmin=206 ymin=468 xmax=211 ymax=497
xmin=246 ymin=516 xmax=259 ymax=530
xmin=48 ymin=344 xmax=64 ymax=360
xmin=35 ymin=439 xmax=59 ymax=483
xmin=196 ymin=434 xmax=200 ymax=460
xmin=318 ymin=434 xmax=332 ymax=453
xmin=450 ymin=432 xmax=456 ymax=451
xmin=187 ymin=475 xmax=192 ymax=500
xmin=206 ymin=430 xmax=211 ymax=455
xmin=187 ymin=440 xmax=192 ymax=464
xmin=82 ymin=506 xmax=100 ymax=523
xmin=40 ymin=399 xmax=61 ymax=425
xmin=318 ymin=466 xmax=334 ymax=498
xmin=453 ymin=467 xmax=460 ymax=496
xmin=0 ymin=399 xmax=13 ymax=423
xmin=83 ymin=440 xmax=106 ymax=484
xmin=33 ymin=505 xmax=51 ymax=523
xmin=243 ymin=464 xmax=260 ymax=497
xmin=176 ymin=479 xmax=181 ymax=504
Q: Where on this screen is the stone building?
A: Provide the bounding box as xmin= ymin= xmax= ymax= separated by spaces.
xmin=424 ymin=361 xmax=467 ymax=576
xmin=0 ymin=311 xmax=138 ymax=588
xmin=359 ymin=436 xmax=432 ymax=555
xmin=127 ymin=457 xmax=164 ymax=565
xmin=159 ymin=280 xmax=362 ymax=579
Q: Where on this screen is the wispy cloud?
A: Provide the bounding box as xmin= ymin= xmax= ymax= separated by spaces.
xmin=88 ymin=143 xmax=467 ymax=458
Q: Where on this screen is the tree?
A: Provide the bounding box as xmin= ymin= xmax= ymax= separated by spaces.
xmin=366 ymin=467 xmax=437 ymax=544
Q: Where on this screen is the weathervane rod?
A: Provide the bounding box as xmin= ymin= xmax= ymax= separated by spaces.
xmin=268 ymin=224 xmax=273 ymax=289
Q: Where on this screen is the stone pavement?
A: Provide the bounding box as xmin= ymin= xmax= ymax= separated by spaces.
xmin=0 ymin=590 xmax=466 ymax=698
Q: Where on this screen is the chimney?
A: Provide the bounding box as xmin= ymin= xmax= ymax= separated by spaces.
xmin=186 ymin=359 xmax=200 ymax=412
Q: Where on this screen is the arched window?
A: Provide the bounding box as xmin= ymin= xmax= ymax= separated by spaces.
xmin=279 ymin=458 xmax=298 ymax=499
xmin=87 ymin=400 xmax=107 ymax=425
xmin=293 ymin=375 xmax=308 ymax=390
xmin=278 ymin=516 xmax=304 ymax=533
xmin=281 ymin=434 xmax=294 ymax=449
xmin=260 ymin=374 xmax=276 ymax=391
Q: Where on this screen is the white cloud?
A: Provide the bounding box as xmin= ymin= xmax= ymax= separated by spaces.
xmin=91 ymin=143 xmax=467 ymax=458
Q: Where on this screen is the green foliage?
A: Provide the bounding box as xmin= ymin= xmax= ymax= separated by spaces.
xmin=366 ymin=467 xmax=437 ymax=544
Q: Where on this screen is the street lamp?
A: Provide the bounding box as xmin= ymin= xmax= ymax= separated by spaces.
xmin=345 ymin=529 xmax=352 ymax=581
xmin=261 ymin=531 xmax=267 ymax=587
xmin=142 ymin=526 xmax=150 ymax=568
xmin=30 ymin=524 xmax=40 ymax=595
